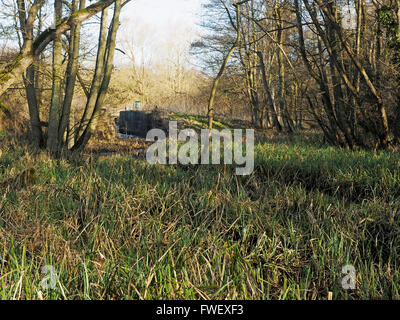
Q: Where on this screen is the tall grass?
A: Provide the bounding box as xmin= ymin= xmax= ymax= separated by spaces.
xmin=0 ymin=132 xmax=399 ymax=300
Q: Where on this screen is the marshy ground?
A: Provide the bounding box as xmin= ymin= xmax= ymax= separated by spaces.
xmin=0 ymin=114 xmax=399 ymax=300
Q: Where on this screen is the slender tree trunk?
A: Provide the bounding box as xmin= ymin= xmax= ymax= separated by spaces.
xmin=256 ymin=51 xmax=282 ymax=131
xmin=17 ymin=0 xmax=43 ymax=147
xmin=58 ymin=0 xmax=85 ymax=149
xmin=208 ymin=2 xmax=245 ymax=130
xmin=47 ymin=0 xmax=63 ymax=152
xmin=325 ymin=4 xmax=354 ymax=148
xmin=274 ymin=3 xmax=294 ymax=133
xmin=24 ymin=66 xmax=43 ymax=147
xmin=76 ymin=6 xmax=109 ymax=140
xmin=74 ymin=0 xmax=122 ymax=149
xmin=90 ymin=0 xmax=122 ymax=130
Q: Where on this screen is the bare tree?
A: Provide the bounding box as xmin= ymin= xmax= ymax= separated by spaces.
xmin=0 ymin=0 xmax=119 ymax=98
xmin=0 ymin=0 xmax=127 ymax=153
xmin=207 ymin=0 xmax=249 ymax=130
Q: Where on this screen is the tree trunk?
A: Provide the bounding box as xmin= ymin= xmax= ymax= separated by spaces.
xmin=208 ymin=2 xmax=245 ymax=130
xmin=47 ymin=0 xmax=63 ymax=152
xmin=58 ymin=0 xmax=85 ymax=149
xmin=256 ymin=51 xmax=282 ymax=131
xmin=74 ymin=0 xmax=122 ymax=149
xmin=76 ymin=7 xmax=109 ymax=141
xmin=24 ymin=65 xmax=43 ymax=147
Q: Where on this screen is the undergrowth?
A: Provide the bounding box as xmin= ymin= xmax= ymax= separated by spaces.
xmin=0 ymin=131 xmax=399 ymax=300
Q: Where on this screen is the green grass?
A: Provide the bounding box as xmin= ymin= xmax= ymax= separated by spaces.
xmin=169 ymin=113 xmax=231 ymax=131
xmin=0 ymin=134 xmax=399 ymax=300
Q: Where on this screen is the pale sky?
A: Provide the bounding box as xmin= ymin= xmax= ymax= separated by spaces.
xmin=121 ymin=0 xmax=203 ymax=29
xmin=0 ymin=0 xmax=206 ymax=68
xmin=116 ymin=0 xmax=206 ymax=67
